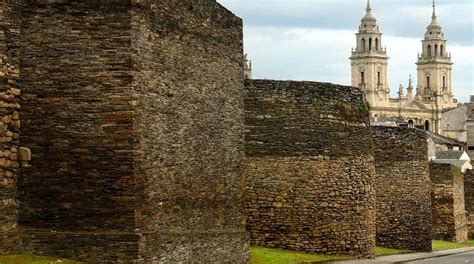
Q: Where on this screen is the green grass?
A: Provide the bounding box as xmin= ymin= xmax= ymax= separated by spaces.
xmin=249 ymin=246 xmax=345 ymax=264
xmin=0 ymin=255 xmax=82 ymax=264
xmin=432 ymin=240 xmax=474 ymax=251
xmin=375 ymin=246 xmax=411 ymax=256
xmin=4 ymin=242 xmax=474 ymax=264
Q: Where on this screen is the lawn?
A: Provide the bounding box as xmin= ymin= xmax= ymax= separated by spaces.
xmin=249 ymin=246 xmax=345 ymax=264
xmin=249 ymin=246 xmax=413 ymax=264
xmin=375 ymin=246 xmax=411 ymax=256
xmin=0 ymin=255 xmax=81 ymax=264
xmin=3 ymin=242 xmax=474 ymax=264
xmin=250 ymin=241 xmax=474 ymax=264
xmin=432 ymin=240 xmax=474 ymax=251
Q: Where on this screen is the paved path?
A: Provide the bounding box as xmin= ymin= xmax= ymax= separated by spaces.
xmin=407 ymin=251 xmax=474 ymax=263
xmin=331 ymin=247 xmax=474 ymax=264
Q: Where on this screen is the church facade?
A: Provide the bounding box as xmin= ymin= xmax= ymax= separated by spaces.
xmin=350 ymin=0 xmax=458 ymax=134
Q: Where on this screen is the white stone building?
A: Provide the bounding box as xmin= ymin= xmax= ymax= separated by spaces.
xmin=351 ymin=0 xmax=460 ymax=135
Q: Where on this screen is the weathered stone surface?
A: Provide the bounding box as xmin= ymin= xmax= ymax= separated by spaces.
xmin=131 ymin=1 xmax=247 ymax=263
xmin=19 ymin=4 xmax=139 ymax=261
xmin=373 ymin=127 xmax=432 ymax=252
xmin=430 ymin=163 xmax=468 ymax=243
xmin=0 ymin=1 xmax=22 ymax=255
xmin=16 ymin=1 xmax=247 ymax=262
xmin=463 ymin=169 xmax=474 ymax=239
xmin=244 ymin=79 xmax=376 ymax=259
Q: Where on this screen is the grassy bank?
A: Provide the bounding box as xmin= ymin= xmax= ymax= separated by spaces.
xmin=432 ymin=239 xmax=474 ymax=251
xmin=249 ymin=246 xmax=345 ymax=264
xmin=3 ymin=241 xmax=474 ymax=264
xmin=0 ymin=255 xmax=81 ymax=264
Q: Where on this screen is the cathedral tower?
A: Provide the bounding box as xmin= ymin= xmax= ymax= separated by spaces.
xmin=350 ymin=0 xmax=389 ymax=107
xmin=416 ymin=1 xmax=455 ymax=109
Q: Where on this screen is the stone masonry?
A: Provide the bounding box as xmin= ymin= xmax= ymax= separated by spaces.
xmin=244 ymin=79 xmax=376 ymax=259
xmin=430 ymin=163 xmax=468 ymax=243
xmin=464 ymin=169 xmax=474 ymax=239
xmin=372 ymin=127 xmax=432 ymax=252
xmin=0 ymin=1 xmax=22 ymax=255
xmin=11 ymin=1 xmax=247 ymax=262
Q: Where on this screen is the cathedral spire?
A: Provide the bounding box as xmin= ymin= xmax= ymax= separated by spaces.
xmin=431 ymin=0 xmax=438 ymax=22
xmin=361 ymin=0 xmax=376 ymax=24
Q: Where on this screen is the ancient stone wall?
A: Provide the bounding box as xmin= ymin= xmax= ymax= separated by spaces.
xmin=131 ymin=1 xmax=247 ymax=262
xmin=244 ymin=79 xmax=376 ymax=258
xmin=372 ymin=127 xmax=431 ymax=252
xmin=17 ymin=1 xmax=246 ymax=262
xmin=19 ymin=2 xmax=139 ymax=261
xmin=430 ymin=163 xmax=468 ymax=242
xmin=464 ymin=169 xmax=474 ymax=239
xmin=0 ymin=1 xmax=22 ymax=254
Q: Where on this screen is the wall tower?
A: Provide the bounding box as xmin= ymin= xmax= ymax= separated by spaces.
xmin=350 ymin=0 xmax=389 ymax=107
xmin=416 ymin=1 xmax=455 ymax=109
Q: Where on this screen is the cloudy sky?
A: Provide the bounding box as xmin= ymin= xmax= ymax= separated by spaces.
xmin=217 ymin=0 xmax=474 ymax=102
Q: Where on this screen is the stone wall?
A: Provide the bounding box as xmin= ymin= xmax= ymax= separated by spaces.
xmin=430 ymin=163 xmax=468 ymax=242
xmin=244 ymin=79 xmax=376 ymax=259
xmin=372 ymin=127 xmax=431 ymax=252
xmin=131 ymin=1 xmax=247 ymax=262
xmin=18 ymin=1 xmax=247 ymax=262
xmin=19 ymin=2 xmax=139 ymax=261
xmin=464 ymin=169 xmax=474 ymax=239
xmin=0 ymin=1 xmax=22 ymax=254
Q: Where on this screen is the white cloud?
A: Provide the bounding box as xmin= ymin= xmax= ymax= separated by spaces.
xmin=217 ymin=0 xmax=473 ymax=102
xmin=245 ymin=26 xmax=473 ymax=102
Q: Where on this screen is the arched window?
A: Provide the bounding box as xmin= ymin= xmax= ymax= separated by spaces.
xmin=424 ymin=120 xmax=430 ymax=131
xmin=375 ymin=38 xmax=379 ymax=51
xmin=408 ymin=120 xmax=414 ymax=128
xmin=362 ymin=38 xmax=366 ymax=51
xmin=427 ymin=44 xmax=432 ymax=57
xmin=369 ymin=38 xmax=372 ymax=51
xmin=440 ymin=45 xmax=444 ymax=56
xmin=435 ymin=44 xmax=438 ymax=57
xmin=426 ymin=76 xmax=430 ymax=88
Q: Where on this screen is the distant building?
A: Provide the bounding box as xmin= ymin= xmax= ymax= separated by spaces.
xmin=441 ymin=105 xmax=467 ymax=142
xmin=467 ymin=96 xmax=474 ymax=158
xmin=432 ymin=150 xmax=472 ymax=173
xmin=244 ymin=53 xmax=252 ymax=79
xmin=351 ymin=0 xmax=462 ymax=137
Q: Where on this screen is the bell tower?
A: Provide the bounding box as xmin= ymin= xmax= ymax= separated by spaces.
xmin=350 ymin=0 xmax=389 ymax=107
xmin=416 ymin=1 xmax=455 ymax=109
